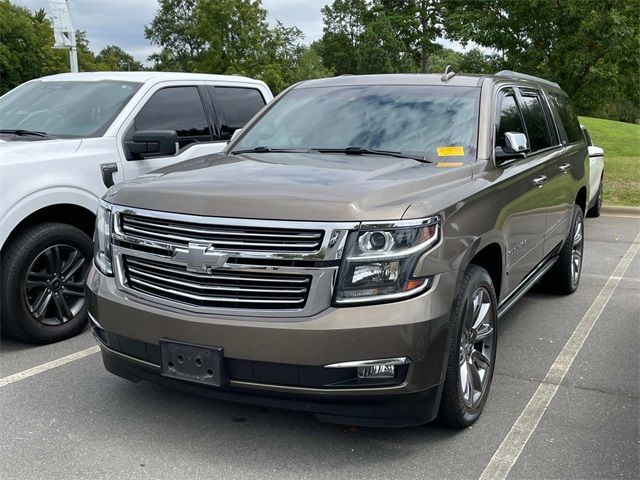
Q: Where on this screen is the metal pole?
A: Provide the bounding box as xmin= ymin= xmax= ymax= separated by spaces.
xmin=66 ymin=1 xmax=78 ymax=72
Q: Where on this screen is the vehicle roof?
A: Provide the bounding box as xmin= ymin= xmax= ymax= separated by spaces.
xmin=35 ymin=71 xmax=267 ymax=85
xmin=295 ymin=71 xmax=563 ymax=92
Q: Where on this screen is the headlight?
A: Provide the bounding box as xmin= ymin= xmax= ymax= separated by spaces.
xmin=94 ymin=200 xmax=113 ymax=276
xmin=333 ymin=217 xmax=440 ymax=305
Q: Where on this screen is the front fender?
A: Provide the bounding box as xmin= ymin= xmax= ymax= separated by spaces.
xmin=0 ymin=187 xmax=98 ymax=250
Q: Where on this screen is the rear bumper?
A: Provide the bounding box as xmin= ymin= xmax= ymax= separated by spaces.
xmin=87 ymin=265 xmax=459 ymax=426
xmin=97 ymin=334 xmax=441 ymax=427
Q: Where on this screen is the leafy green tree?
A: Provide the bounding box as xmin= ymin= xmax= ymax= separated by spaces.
xmin=292 ymin=44 xmax=334 ymax=83
xmin=0 ymin=1 xmax=66 ymax=94
xmin=356 ymin=13 xmax=417 ymax=73
xmin=444 ymin=0 xmax=640 ymax=121
xmin=95 ymin=45 xmax=145 ymax=71
xmin=317 ymin=0 xmax=368 ymax=74
xmin=145 ymin=0 xmax=204 ymax=71
xmin=374 ymin=0 xmax=445 ymax=73
xmin=195 ymin=0 xmax=271 ymax=75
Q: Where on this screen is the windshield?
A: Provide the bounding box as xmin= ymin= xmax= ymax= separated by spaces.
xmin=234 ymin=84 xmax=480 ymax=161
xmin=0 ymin=80 xmax=142 ymax=138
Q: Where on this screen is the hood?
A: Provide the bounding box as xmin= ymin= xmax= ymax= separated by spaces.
xmin=106 ymin=152 xmax=473 ymax=221
xmin=0 ymin=138 xmax=82 ymax=165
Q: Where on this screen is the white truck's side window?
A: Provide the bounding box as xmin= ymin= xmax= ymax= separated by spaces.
xmin=134 ymin=86 xmax=211 ymax=149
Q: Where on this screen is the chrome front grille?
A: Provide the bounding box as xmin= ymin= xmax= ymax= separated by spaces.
xmin=110 ymin=205 xmax=357 ymax=317
xmin=120 ymin=214 xmax=324 ymax=253
xmin=123 ymin=256 xmax=311 ymax=310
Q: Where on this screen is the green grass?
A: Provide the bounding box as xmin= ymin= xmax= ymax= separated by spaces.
xmin=579 ymin=116 xmax=640 ymax=207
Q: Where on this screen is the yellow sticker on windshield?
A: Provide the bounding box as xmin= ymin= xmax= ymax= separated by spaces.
xmin=437 ymin=146 xmax=465 ymax=157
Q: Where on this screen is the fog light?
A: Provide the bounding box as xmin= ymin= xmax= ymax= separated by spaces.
xmin=358 ymin=364 xmax=395 ymax=379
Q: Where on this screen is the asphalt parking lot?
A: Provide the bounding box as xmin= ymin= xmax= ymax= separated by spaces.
xmin=1 ymin=213 xmax=638 ymax=480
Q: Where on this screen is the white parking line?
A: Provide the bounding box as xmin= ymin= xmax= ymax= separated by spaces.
xmin=0 ymin=345 xmax=99 ymax=388
xmin=479 ymin=229 xmax=640 ymax=480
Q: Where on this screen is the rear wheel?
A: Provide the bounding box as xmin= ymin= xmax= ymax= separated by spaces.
xmin=0 ymin=223 xmax=92 ymax=343
xmin=540 ymin=205 xmax=584 ymax=294
xmin=439 ymin=265 xmax=498 ymax=428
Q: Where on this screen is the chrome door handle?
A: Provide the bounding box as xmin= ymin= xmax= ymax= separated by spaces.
xmin=559 ymin=163 xmax=572 ymax=173
xmin=532 ymin=175 xmax=548 ymax=187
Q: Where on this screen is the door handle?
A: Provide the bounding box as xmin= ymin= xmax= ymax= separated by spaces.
xmin=101 ymin=163 xmax=119 ymax=188
xmin=532 ymin=175 xmax=548 ymax=187
xmin=559 ymin=163 xmax=572 ymax=173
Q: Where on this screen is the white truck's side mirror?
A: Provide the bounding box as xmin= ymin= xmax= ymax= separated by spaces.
xmin=588 ymin=145 xmax=604 ymax=158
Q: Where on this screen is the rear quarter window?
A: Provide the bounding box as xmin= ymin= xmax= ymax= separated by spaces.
xmin=547 ymin=91 xmax=583 ymax=144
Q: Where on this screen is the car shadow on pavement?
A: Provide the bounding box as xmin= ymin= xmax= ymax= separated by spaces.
xmin=94 ymin=375 xmax=465 ymax=472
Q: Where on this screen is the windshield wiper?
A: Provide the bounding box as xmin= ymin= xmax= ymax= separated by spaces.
xmin=0 ymin=129 xmax=53 ymax=138
xmin=231 ymin=146 xmax=310 ymax=154
xmin=311 ymin=146 xmax=432 ymax=163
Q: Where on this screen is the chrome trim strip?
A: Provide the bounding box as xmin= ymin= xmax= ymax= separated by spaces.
xmin=88 ymin=312 xmax=103 ymax=330
xmin=112 ymin=204 xmax=358 ymax=261
xmin=324 ymin=357 xmax=412 ymax=369
xmin=360 ymin=215 xmax=440 ymax=230
xmin=498 ymin=254 xmax=558 ymax=318
xmin=122 ymin=216 xmax=323 ymax=239
xmin=122 ymin=224 xmax=321 ymax=249
xmin=129 ymin=276 xmax=307 ymax=305
xmin=125 ymin=257 xmax=311 ymax=283
xmin=127 ymin=266 xmax=308 ymax=294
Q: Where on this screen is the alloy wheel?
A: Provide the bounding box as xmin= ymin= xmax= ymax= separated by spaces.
xmin=459 ymin=287 xmax=495 ymax=409
xmin=23 ymin=244 xmax=87 ymax=326
xmin=571 ymin=215 xmax=584 ymax=287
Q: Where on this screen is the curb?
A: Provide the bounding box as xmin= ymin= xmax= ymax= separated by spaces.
xmin=601 ymin=205 xmax=640 ymax=215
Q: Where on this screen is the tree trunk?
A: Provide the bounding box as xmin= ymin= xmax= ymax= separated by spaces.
xmin=420 ymin=0 xmax=429 ymax=73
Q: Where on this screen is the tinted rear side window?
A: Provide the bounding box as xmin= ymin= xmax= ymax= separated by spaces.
xmin=135 ymin=87 xmax=211 ymax=148
xmin=518 ymin=92 xmax=553 ymax=152
xmin=548 ymin=91 xmax=582 ymax=143
xmin=210 ymin=87 xmax=265 ymax=140
xmin=496 ymin=90 xmax=526 ymax=150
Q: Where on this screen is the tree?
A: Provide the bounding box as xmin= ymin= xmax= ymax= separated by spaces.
xmin=444 ymin=0 xmax=640 ymax=122
xmin=374 ymin=0 xmax=445 ymax=73
xmin=96 ymin=46 xmax=144 ymax=71
xmin=317 ymin=0 xmax=368 ymax=74
xmin=145 ymin=0 xmax=204 ymax=71
xmin=195 ymin=0 xmax=271 ymax=75
xmin=356 ymin=13 xmax=417 ymax=73
xmin=0 ymin=1 xmax=66 ymax=94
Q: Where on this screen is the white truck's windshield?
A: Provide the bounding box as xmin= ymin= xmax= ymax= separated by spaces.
xmin=234 ymin=85 xmax=481 ymax=162
xmin=0 ymin=80 xmax=141 ymax=138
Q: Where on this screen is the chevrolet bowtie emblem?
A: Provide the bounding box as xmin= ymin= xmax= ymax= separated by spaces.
xmin=174 ymin=243 xmax=229 ymax=272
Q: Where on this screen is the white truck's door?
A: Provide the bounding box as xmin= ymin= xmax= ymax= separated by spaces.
xmin=116 ymin=81 xmax=228 ymax=181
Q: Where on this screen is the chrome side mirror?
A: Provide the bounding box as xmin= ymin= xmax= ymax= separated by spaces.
xmin=505 ymin=132 xmax=529 ymax=153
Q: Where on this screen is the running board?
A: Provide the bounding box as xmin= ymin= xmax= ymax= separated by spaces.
xmin=498 ymin=255 xmax=558 ymax=319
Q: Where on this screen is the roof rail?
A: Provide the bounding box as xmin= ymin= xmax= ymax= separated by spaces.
xmin=495 ymin=70 xmax=560 ymax=89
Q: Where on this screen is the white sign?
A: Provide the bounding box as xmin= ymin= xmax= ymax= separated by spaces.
xmin=48 ymin=0 xmax=74 ymax=33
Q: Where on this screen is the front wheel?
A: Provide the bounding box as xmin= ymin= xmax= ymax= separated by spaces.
xmin=0 ymin=223 xmax=93 ymax=343
xmin=439 ymin=265 xmax=498 ymax=427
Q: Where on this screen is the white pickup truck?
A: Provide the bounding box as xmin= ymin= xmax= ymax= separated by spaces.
xmin=0 ymin=72 xmax=273 ymax=343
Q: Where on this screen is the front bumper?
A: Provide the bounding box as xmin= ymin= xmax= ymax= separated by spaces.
xmin=87 ymin=265 xmax=459 ymax=426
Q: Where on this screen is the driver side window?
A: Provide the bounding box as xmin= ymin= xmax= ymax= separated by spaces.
xmin=134 ymin=86 xmax=211 ymax=150
xmin=496 ymin=89 xmax=526 ymax=150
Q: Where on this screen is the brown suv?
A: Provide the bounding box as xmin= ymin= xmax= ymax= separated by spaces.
xmin=87 ymin=71 xmax=588 ymax=427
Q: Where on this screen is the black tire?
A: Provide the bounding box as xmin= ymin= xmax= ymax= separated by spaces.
xmin=587 ymin=177 xmax=603 ymax=218
xmin=439 ymin=265 xmax=498 ymax=428
xmin=540 ymin=205 xmax=584 ymax=295
xmin=0 ymin=222 xmax=93 ymax=343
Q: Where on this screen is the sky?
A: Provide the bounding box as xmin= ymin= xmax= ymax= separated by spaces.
xmin=13 ymin=0 xmax=471 ymax=65
xmin=13 ymin=0 xmax=333 ymax=64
